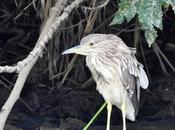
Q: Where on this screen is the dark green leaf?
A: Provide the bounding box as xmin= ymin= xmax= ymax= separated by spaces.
xmin=145 ymin=28 xmax=158 ymax=47
xmin=111 ymin=0 xmax=175 ymax=46
xmin=137 ymin=0 xmax=162 ymax=46
xmin=110 ymin=12 xmax=125 ymax=25
xmin=110 ymin=0 xmax=137 ymax=25
xmin=138 ymin=0 xmax=162 ymax=30
xmin=124 ymin=1 xmax=137 ymax=22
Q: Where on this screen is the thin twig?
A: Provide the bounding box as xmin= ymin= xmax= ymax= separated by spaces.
xmin=92 ymin=14 xmax=114 ymax=33
xmin=61 ymin=55 xmax=77 ymax=84
xmin=152 ymin=43 xmax=168 ymax=75
xmin=134 ymin=19 xmax=140 ymax=48
xmin=14 ymin=1 xmax=36 ymax=21
xmin=83 ymin=102 xmax=107 ymax=130
xmin=154 ymin=43 xmax=175 ymax=73
xmin=0 ymin=80 xmax=34 ymax=112
xmin=81 ymin=77 xmax=94 ymax=89
xmin=83 ymin=0 xmax=110 ymax=10
xmin=58 ymin=19 xmax=86 ymax=30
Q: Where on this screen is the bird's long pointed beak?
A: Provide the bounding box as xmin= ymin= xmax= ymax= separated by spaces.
xmin=62 ymin=45 xmax=81 ymax=55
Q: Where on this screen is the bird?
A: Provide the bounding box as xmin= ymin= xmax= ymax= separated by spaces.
xmin=62 ymin=34 xmax=149 ymax=130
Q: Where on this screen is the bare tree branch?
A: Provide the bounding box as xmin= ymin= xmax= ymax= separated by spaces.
xmin=0 ymin=0 xmax=84 ymax=74
xmin=0 ymin=0 xmax=85 ymax=129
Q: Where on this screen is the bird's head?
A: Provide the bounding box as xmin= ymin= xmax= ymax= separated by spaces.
xmin=62 ymin=34 xmax=120 ymax=56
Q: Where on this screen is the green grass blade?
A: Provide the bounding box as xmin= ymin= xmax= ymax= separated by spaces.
xmin=83 ymin=102 xmax=107 ymax=130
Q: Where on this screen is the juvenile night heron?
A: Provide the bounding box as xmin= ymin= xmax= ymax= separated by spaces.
xmin=63 ymin=34 xmax=149 ymax=130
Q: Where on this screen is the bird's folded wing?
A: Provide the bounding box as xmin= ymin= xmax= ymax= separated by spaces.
xmin=119 ymin=57 xmax=139 ymax=115
xmin=119 ymin=54 xmax=149 ymax=115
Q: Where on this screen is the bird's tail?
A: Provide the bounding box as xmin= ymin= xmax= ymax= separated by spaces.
xmin=138 ymin=64 xmax=149 ymax=89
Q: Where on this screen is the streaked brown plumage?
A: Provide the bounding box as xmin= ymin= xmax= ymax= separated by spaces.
xmin=63 ymin=34 xmax=149 ymax=130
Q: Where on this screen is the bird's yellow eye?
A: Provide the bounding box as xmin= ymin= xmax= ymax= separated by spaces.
xmin=90 ymin=43 xmax=94 ymax=46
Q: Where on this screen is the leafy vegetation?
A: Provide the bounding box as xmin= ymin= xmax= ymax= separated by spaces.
xmin=111 ymin=0 xmax=175 ymax=46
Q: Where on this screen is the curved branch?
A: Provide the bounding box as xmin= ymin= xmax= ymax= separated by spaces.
xmin=0 ymin=0 xmax=85 ymax=129
xmin=0 ymin=0 xmax=85 ymax=74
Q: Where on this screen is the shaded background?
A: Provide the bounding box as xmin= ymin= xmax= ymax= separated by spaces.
xmin=0 ymin=0 xmax=175 ymax=130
